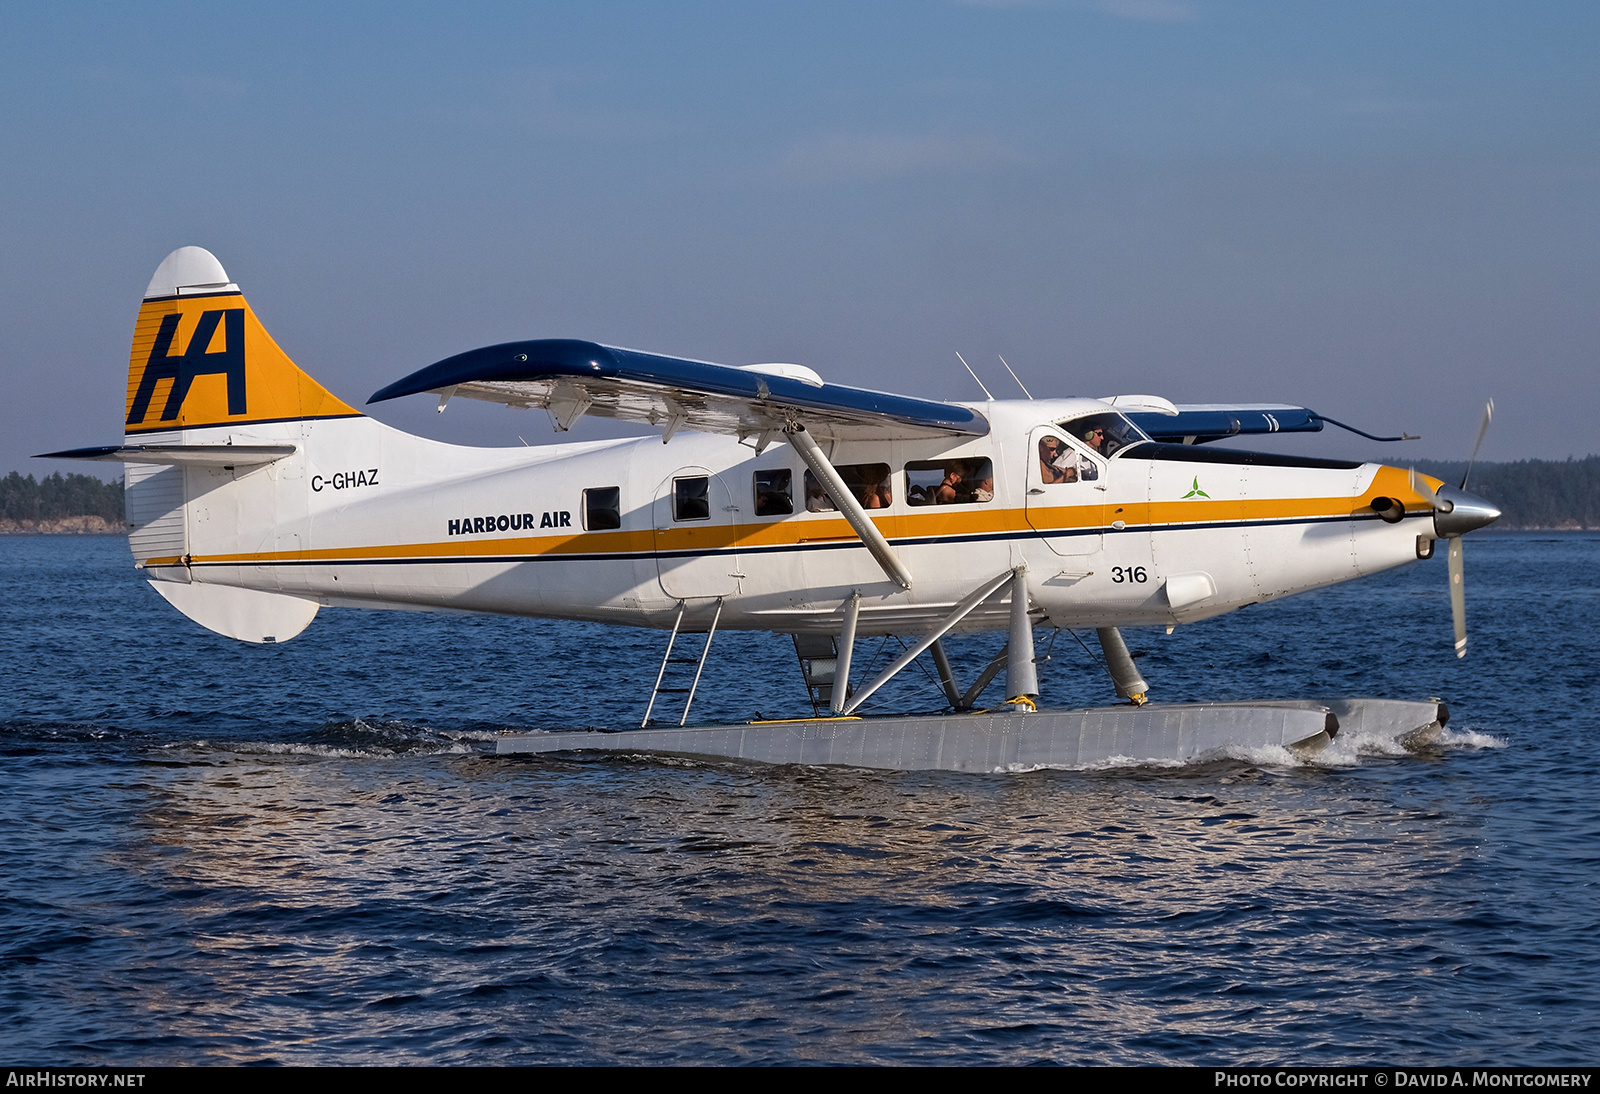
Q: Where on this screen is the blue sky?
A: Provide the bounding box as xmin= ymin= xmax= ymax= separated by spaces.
xmin=6 ymin=1 xmax=1598 ymax=472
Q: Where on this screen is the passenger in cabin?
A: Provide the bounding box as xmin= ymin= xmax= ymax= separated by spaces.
xmin=1040 ymin=436 xmax=1099 ymax=484
xmin=973 ymin=469 xmax=995 ymax=503
xmin=934 ymin=464 xmax=964 ymax=504
xmin=1039 ymin=437 xmax=1078 ymax=484
xmin=807 ymin=466 xmax=890 ymax=511
xmin=862 ymin=470 xmax=893 ymax=509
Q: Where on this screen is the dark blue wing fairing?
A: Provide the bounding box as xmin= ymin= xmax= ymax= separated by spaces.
xmin=1125 ymin=406 xmax=1325 ymax=445
xmin=369 ymin=338 xmax=988 ymax=440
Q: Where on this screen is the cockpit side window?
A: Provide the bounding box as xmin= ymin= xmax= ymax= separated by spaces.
xmin=1057 ymin=412 xmax=1148 ymax=459
xmin=1037 ymin=434 xmax=1097 ymax=484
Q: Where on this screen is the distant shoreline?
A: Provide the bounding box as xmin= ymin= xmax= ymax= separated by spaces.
xmin=0 ymin=517 xmax=127 ymax=534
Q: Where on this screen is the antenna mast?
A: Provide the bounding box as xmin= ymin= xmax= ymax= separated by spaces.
xmin=997 ymin=355 xmax=1033 ymax=400
xmin=954 ymin=352 xmax=994 ymax=400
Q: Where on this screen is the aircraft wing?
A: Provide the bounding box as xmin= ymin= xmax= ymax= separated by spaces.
xmin=1122 ymin=404 xmax=1324 ymax=445
xmin=368 ymin=339 xmax=989 ymax=442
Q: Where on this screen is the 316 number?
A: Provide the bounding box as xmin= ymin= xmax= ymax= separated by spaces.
xmin=1111 ymin=566 xmax=1148 ymax=583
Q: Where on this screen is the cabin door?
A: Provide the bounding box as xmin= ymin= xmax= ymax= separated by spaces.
xmin=1024 ymin=425 xmax=1105 ymax=557
xmin=653 ymin=467 xmax=744 ymax=600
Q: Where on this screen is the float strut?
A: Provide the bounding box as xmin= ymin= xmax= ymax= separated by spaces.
xmin=929 ymin=639 xmax=963 ymax=709
xmin=1096 ymin=626 xmax=1148 ymax=706
xmin=1004 ymin=568 xmax=1039 ymax=709
xmin=832 ymin=592 xmax=861 ymax=714
xmin=841 ymin=568 xmax=1013 ymax=716
xmin=958 ymin=650 xmax=1008 ymax=711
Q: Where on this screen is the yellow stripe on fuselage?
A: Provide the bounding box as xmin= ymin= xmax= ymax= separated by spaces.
xmin=165 ymin=469 xmax=1434 ymax=569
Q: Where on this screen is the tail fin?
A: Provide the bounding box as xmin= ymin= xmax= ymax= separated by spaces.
xmin=125 ymin=247 xmax=359 ymax=435
xmin=117 ymin=247 xmax=344 ymax=643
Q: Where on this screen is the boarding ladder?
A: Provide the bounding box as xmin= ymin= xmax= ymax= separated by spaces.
xmin=642 ymin=598 xmax=723 ymax=727
xmin=792 ymin=634 xmax=852 ymax=716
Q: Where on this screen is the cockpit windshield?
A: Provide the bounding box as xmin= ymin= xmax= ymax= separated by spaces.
xmin=1057 ymin=412 xmax=1148 ymax=459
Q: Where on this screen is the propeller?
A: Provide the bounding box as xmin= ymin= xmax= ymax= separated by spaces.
xmin=1410 ymin=400 xmax=1499 ymax=658
xmin=1461 ymin=398 xmax=1494 ymax=492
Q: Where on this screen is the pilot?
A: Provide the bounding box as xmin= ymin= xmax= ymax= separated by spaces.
xmin=1082 ymin=424 xmax=1111 ymax=456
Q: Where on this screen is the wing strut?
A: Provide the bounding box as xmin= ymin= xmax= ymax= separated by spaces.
xmin=786 ymin=425 xmax=913 ymax=591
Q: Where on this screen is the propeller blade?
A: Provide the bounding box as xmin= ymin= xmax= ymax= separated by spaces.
xmin=1409 ymin=467 xmax=1451 ymax=512
xmin=1461 ymin=398 xmax=1494 ymax=491
xmin=1448 ymin=536 xmax=1466 ymax=658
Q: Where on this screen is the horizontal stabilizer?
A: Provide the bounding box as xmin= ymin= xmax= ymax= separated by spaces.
xmin=149 ymin=581 xmax=318 ymax=644
xmin=369 ymin=339 xmax=989 ymax=442
xmin=38 ymin=443 xmax=297 ymax=467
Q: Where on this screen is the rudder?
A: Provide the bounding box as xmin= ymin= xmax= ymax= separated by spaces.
xmin=125 ymin=246 xmax=360 ymax=435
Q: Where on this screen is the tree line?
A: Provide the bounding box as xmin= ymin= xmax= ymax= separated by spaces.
xmin=1413 ymin=457 xmax=1600 ymax=529
xmin=3 ymin=459 xmax=1599 ymax=529
xmin=0 ymin=472 xmax=124 ymax=522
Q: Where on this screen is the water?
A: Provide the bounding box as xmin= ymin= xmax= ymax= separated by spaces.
xmin=1 ymin=534 xmax=1596 ymax=1064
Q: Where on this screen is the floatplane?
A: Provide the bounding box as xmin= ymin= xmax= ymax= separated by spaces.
xmin=42 ymin=247 xmax=1501 ymax=772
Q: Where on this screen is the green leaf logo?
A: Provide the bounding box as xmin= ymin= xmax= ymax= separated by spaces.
xmin=1182 ymin=476 xmax=1210 ymax=500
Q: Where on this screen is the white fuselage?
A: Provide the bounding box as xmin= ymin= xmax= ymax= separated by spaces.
xmin=129 ymin=398 xmax=1428 ymax=636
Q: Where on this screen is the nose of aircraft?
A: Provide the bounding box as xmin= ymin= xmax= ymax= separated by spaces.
xmin=1432 ymin=484 xmax=1502 ymax=537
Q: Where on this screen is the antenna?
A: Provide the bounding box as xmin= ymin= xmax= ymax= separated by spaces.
xmin=997 ymin=355 xmax=1033 ymax=400
xmin=955 ymin=352 xmax=994 ymax=400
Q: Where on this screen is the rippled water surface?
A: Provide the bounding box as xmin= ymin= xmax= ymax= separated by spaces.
xmin=2 ymin=534 xmax=1597 ymax=1064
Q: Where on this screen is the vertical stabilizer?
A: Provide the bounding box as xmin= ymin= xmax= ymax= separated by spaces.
xmin=126 ymin=247 xmax=360 ymax=435
xmin=116 ymin=248 xmax=340 ymax=639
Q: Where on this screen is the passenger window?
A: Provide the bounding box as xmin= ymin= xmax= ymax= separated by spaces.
xmin=583 ymin=486 xmax=621 ymax=530
xmin=753 ymin=469 xmax=793 ymax=517
xmin=803 ymin=463 xmax=892 ymax=512
xmin=906 ymin=458 xmax=994 ymax=506
xmin=673 ymin=476 xmax=710 ymax=521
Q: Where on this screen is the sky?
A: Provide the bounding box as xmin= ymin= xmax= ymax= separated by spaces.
xmin=5 ymin=1 xmax=1598 ymax=476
